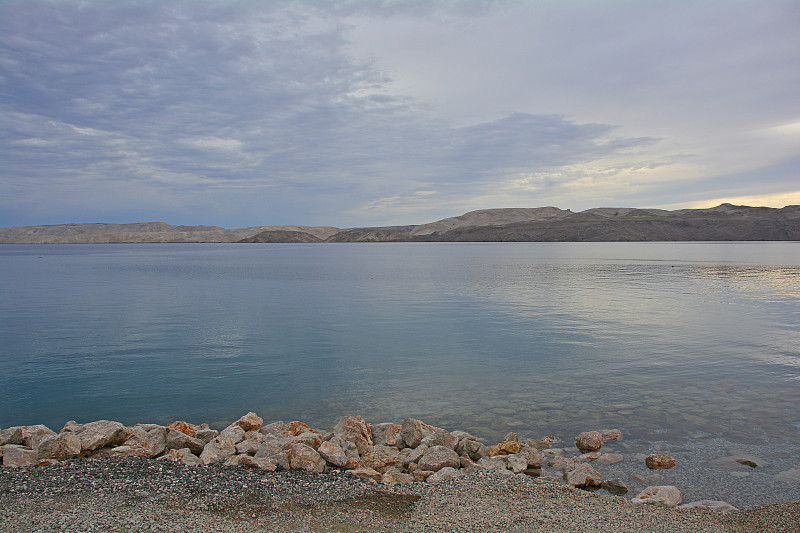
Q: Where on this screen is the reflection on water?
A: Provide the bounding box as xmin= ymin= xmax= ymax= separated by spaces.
xmin=1 ymin=242 xmax=798 ymax=454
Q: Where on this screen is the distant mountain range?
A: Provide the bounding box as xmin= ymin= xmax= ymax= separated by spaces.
xmin=2 ymin=204 xmax=799 ymax=243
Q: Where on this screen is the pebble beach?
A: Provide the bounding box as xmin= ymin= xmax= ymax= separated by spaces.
xmin=2 ymin=413 xmax=799 ymax=532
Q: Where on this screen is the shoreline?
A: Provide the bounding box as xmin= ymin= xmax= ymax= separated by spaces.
xmin=3 ymin=413 xmax=799 ymax=512
xmin=1 ymin=457 xmax=799 ymax=532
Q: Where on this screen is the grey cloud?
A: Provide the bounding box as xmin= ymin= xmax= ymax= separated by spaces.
xmin=0 ymin=1 xmax=669 ymax=227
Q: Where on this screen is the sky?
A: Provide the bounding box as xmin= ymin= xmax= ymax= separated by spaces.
xmin=1 ymin=0 xmax=799 ymax=229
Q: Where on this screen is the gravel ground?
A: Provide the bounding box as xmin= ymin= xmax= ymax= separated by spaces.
xmin=1 ymin=458 xmax=798 ymax=532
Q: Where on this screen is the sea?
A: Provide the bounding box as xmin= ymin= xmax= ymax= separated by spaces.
xmin=1 ymin=241 xmax=799 ymax=507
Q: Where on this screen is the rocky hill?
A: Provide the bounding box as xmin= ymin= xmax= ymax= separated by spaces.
xmin=1 ymin=204 xmax=798 ymax=243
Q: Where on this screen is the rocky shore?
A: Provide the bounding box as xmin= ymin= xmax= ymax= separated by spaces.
xmin=2 ymin=413 xmax=799 ymax=532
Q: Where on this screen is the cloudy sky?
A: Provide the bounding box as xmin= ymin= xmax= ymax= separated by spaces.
xmin=1 ymin=0 xmax=799 ymax=228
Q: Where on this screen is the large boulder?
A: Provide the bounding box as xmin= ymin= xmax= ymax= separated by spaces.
xmin=487 ymin=440 xmax=520 ymax=456
xmin=233 ymin=412 xmax=264 ymax=432
xmin=21 ymin=425 xmax=57 ymax=450
xmin=166 ymin=421 xmax=196 ymax=437
xmin=317 ymin=439 xmax=350 ymax=468
xmin=124 ymin=427 xmax=167 ymax=458
xmin=462 ymin=439 xmax=488 ymax=461
xmin=165 ymin=428 xmax=205 ymax=455
xmin=421 ymin=429 xmax=458 ymax=450
xmin=333 ymin=415 xmax=372 ymax=455
xmin=575 ymin=431 xmax=604 ymax=451
xmin=289 ymin=443 xmax=326 ymax=473
xmin=359 ymin=445 xmax=402 ymax=473
xmin=371 ymin=423 xmax=399 ymax=447
xmin=36 ymin=432 xmax=82 ymax=460
xmin=427 ymin=466 xmax=462 ymax=484
xmin=161 ymin=448 xmax=203 ymax=466
xmin=2 ymin=445 xmax=38 ymax=467
xmin=0 ymin=427 xmax=24 ymax=446
xmin=417 ymin=445 xmax=461 ymax=472
xmin=77 ymin=420 xmax=127 ymax=451
xmin=200 ymin=436 xmax=236 ymax=464
xmin=400 ymin=419 xmax=435 ymax=449
xmin=632 ymin=486 xmax=683 ymax=507
xmin=219 ymin=425 xmax=247 ymax=445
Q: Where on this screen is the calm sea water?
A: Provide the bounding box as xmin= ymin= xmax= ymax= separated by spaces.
xmin=1 ymin=242 xmax=799 ymax=504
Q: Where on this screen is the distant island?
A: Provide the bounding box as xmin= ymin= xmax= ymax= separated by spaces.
xmin=1 ymin=204 xmax=799 ymax=243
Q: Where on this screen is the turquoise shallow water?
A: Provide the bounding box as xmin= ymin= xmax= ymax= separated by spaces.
xmin=1 ymin=242 xmax=799 ymax=505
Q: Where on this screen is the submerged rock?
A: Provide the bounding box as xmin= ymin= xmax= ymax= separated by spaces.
xmin=646 ymin=454 xmax=676 ymax=469
xmin=575 ymin=431 xmax=603 ymax=451
xmin=632 ymin=486 xmax=683 ymax=507
xmin=678 ymin=500 xmax=738 ymax=513
xmin=563 ymin=462 xmax=603 ymax=488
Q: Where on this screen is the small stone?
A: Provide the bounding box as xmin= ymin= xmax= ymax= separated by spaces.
xmin=602 ymin=478 xmax=629 ymax=494
xmin=602 ymin=429 xmax=622 ymax=441
xmin=646 ymin=454 xmax=676 ymax=469
xmin=575 ymin=431 xmax=603 ymax=451
xmin=503 ymin=432 xmax=519 ymax=443
xmin=632 ymin=486 xmax=683 ymax=507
